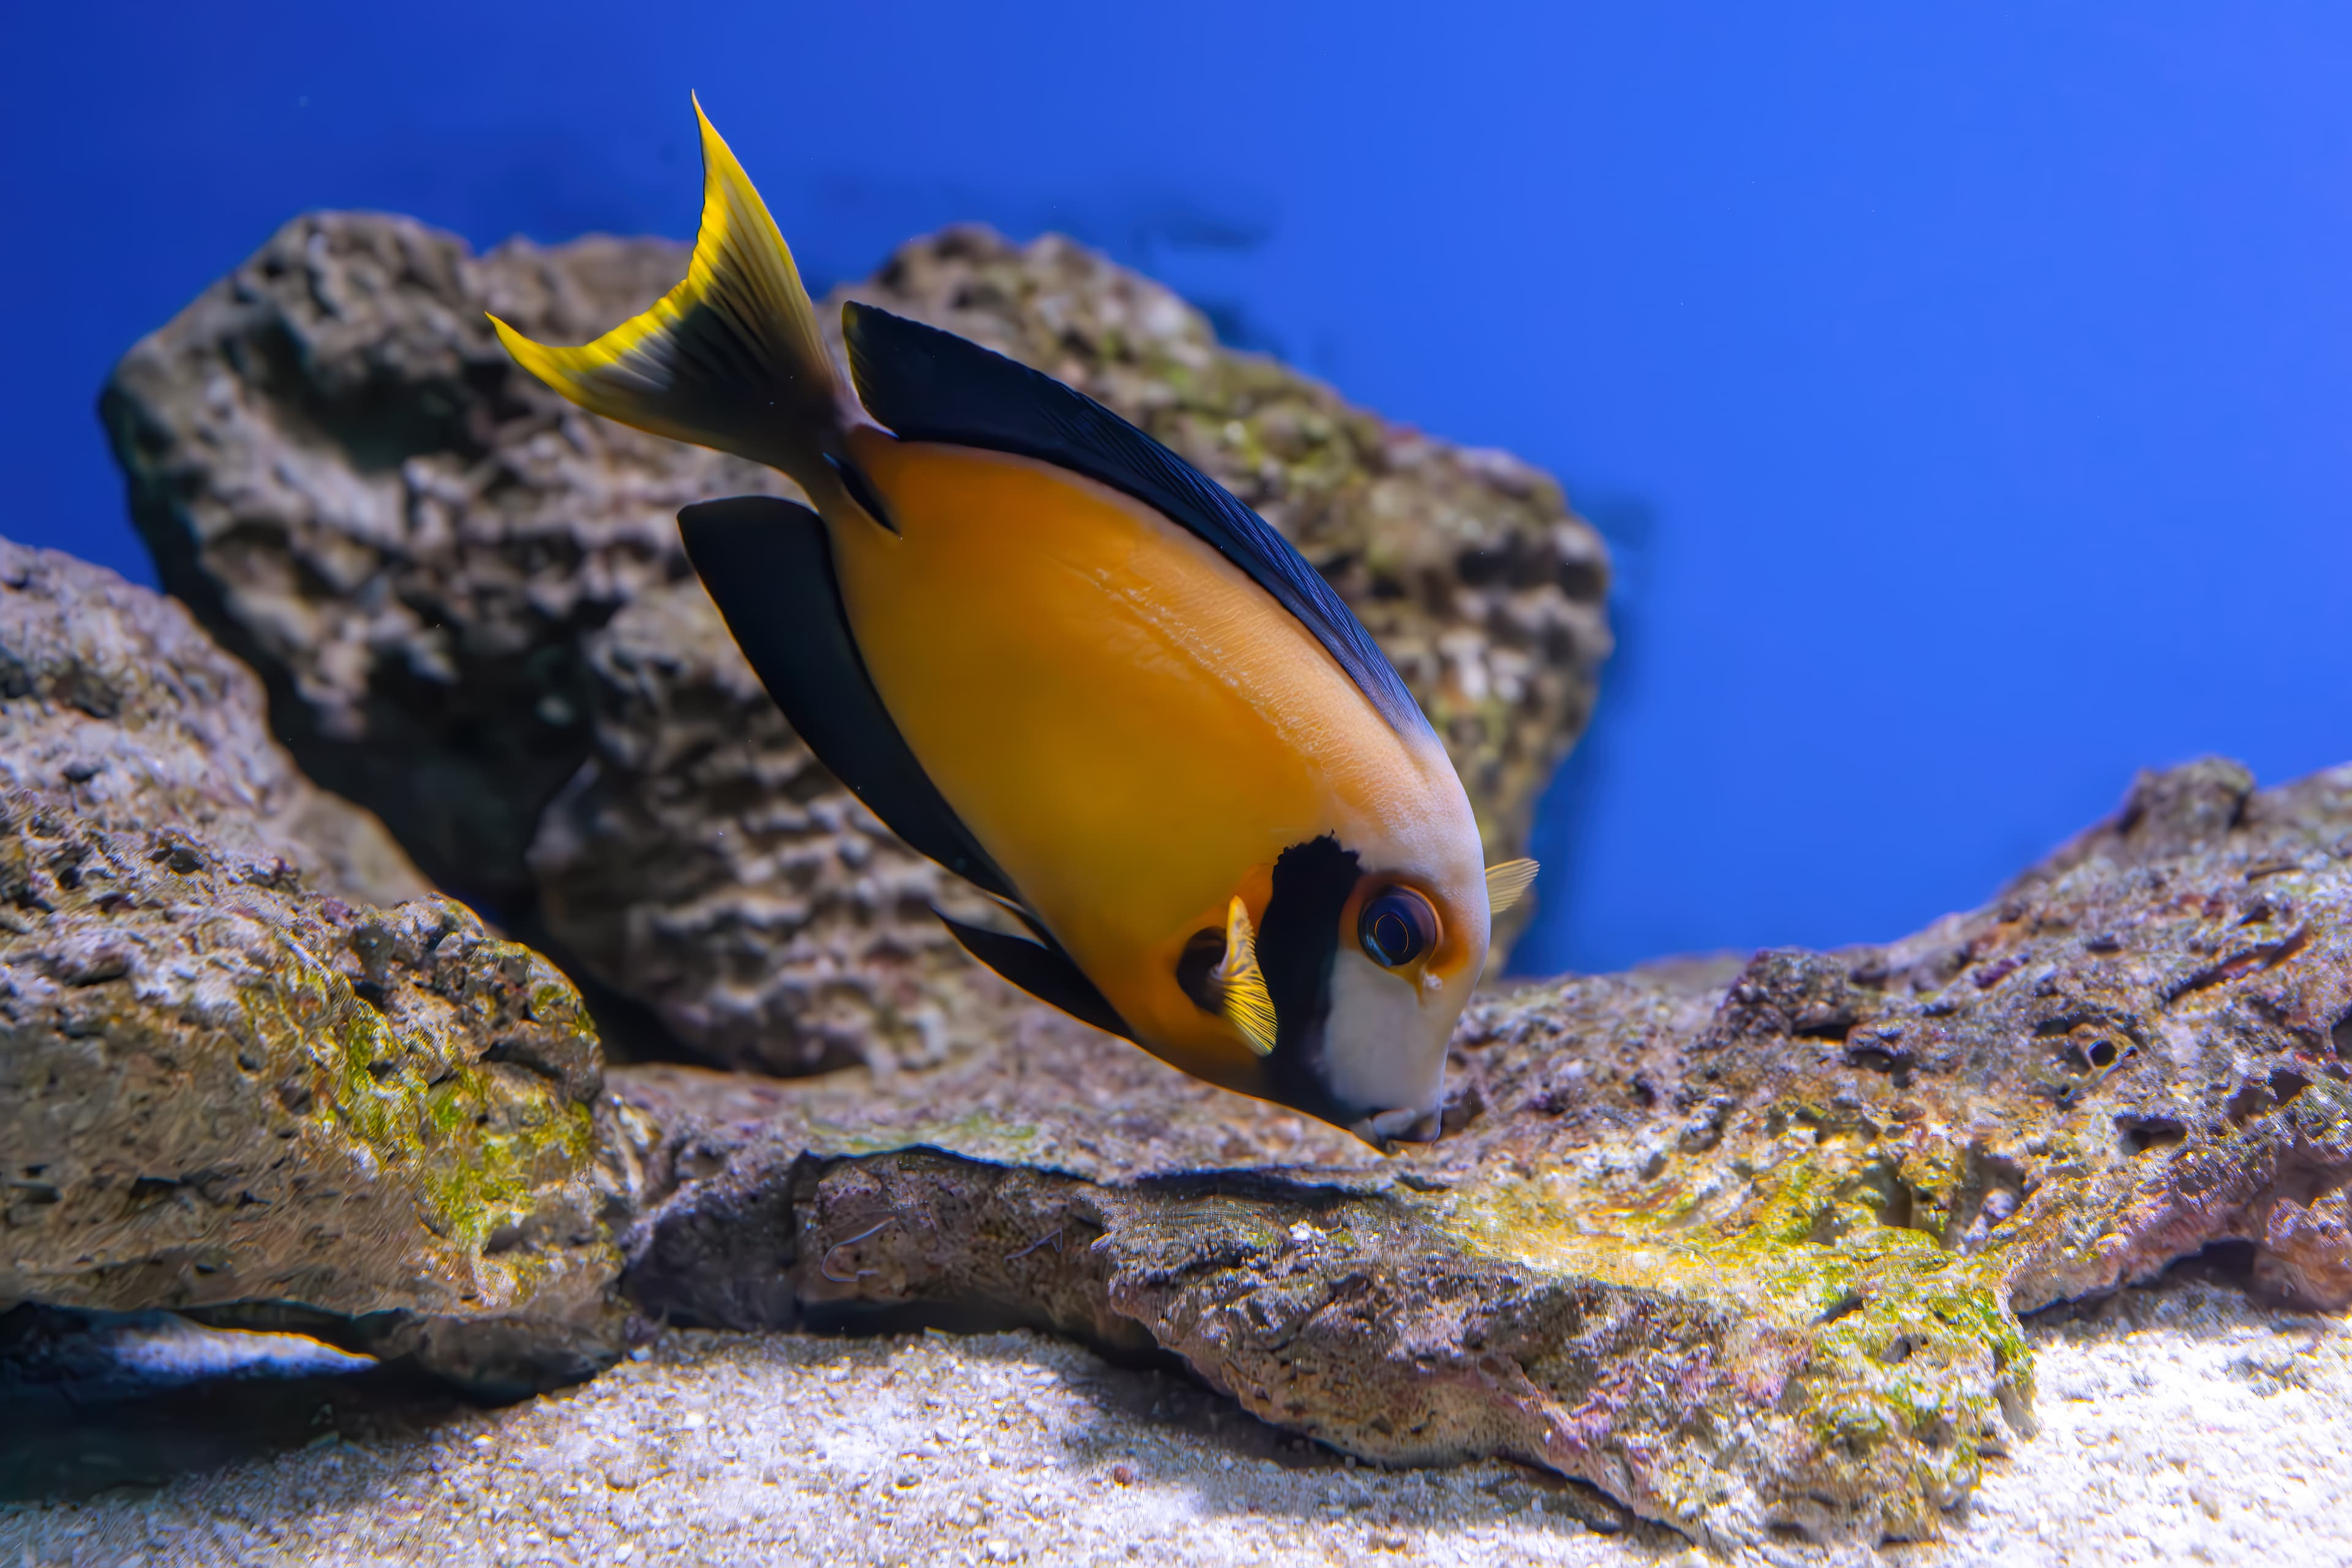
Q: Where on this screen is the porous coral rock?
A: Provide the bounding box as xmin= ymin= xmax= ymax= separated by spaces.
xmin=611 ymin=758 xmax=2352 ymax=1549
xmin=0 ymin=792 xmax=645 ymax=1395
xmin=521 ymin=578 xmax=1028 ymax=1077
xmin=104 ymin=213 xmax=1608 ymax=1074
xmin=0 ymin=538 xmax=428 ymax=909
xmin=101 ymin=216 xmax=789 ymax=913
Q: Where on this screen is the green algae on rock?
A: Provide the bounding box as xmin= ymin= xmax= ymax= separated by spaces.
xmin=0 ymin=792 xmax=646 ymax=1396
xmin=612 ymin=758 xmax=2352 ymax=1549
xmin=102 ymin=212 xmax=1608 ymax=1076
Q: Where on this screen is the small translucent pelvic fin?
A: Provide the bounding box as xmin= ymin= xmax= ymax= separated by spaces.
xmin=488 ymin=94 xmax=839 ymax=482
xmin=1215 ymin=896 xmax=1279 ymax=1057
xmin=1485 ymin=858 xmax=1540 ymax=914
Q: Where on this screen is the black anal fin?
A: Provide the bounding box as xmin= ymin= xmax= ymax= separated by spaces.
xmin=938 ymin=913 xmax=1134 ymax=1042
xmin=678 ymin=496 xmax=1016 ymax=902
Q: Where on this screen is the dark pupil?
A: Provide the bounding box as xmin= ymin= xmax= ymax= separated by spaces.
xmin=1362 ymin=894 xmax=1427 ymax=967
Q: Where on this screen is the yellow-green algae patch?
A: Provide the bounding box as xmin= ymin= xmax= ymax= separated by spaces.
xmin=236 ymin=927 xmax=600 ymax=1301
xmin=1431 ymin=1131 xmax=2030 ymax=1529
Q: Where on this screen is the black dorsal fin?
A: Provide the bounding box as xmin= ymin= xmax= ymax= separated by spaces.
xmin=677 ymin=496 xmax=1016 ymax=902
xmin=937 ymin=913 xmax=1136 ymax=1042
xmin=840 ymin=303 xmax=1428 ymax=737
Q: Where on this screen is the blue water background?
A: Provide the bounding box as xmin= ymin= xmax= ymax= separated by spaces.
xmin=6 ymin=3 xmax=2348 ymax=973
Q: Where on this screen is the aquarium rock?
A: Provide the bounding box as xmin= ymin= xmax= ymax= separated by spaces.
xmin=521 ymin=576 xmax=1045 ymax=1077
xmin=0 ymin=791 xmax=647 ymax=1397
xmin=99 ymin=217 xmax=782 ymax=916
xmin=0 ymin=539 xmax=426 ymax=910
xmin=609 ymin=758 xmax=2352 ymax=1548
xmin=102 ymin=214 xmax=1609 ymax=1074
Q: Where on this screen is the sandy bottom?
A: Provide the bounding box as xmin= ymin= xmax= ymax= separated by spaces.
xmin=1 ymin=1281 xmax=2343 ymax=1567
xmin=1931 ymin=1281 xmax=2350 ymax=1567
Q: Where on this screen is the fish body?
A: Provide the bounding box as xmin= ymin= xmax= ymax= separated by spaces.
xmin=494 ymin=100 xmax=1534 ymax=1141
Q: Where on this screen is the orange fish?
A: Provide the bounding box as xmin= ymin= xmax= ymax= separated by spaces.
xmin=494 ymin=100 xmax=1536 ymax=1141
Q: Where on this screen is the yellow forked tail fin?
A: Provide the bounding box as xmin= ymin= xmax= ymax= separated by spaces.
xmin=488 ymin=94 xmax=840 ymax=484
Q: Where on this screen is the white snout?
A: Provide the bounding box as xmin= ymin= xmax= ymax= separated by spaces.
xmin=1318 ymin=949 xmax=1455 ymax=1121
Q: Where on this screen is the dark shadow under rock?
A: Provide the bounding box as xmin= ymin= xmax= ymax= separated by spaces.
xmin=0 ymin=1306 xmax=460 ymax=1503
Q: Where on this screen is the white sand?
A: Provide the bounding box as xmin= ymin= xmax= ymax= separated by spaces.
xmin=1931 ymin=1282 xmax=2352 ymax=1567
xmin=2 ymin=1281 xmax=2343 ymax=1567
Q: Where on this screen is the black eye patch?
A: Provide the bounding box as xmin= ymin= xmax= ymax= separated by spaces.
xmin=1359 ymin=887 xmax=1436 ymax=968
xmin=1257 ymin=835 xmax=1360 ymax=1046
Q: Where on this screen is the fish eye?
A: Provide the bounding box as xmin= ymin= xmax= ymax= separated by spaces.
xmin=1358 ymin=887 xmax=1438 ymax=969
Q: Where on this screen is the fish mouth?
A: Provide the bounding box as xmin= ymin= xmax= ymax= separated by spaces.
xmin=1266 ymin=1012 xmax=1417 ymax=1143
xmin=1346 ymin=1105 xmax=1442 ymax=1147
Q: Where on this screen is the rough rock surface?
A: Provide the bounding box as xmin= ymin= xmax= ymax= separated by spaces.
xmin=104 ymin=213 xmax=1609 ymax=1073
xmin=100 ymin=219 xmax=776 ymax=916
xmin=0 ymin=539 xmax=428 ymax=910
xmin=606 ymin=758 xmax=2352 ymax=1549
xmin=521 ymin=578 xmax=1031 ymax=1077
xmin=0 ymin=791 xmax=647 ymax=1395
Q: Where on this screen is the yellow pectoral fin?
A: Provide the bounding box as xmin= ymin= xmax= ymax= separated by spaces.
xmin=1214 ymin=896 xmax=1278 ymax=1057
xmin=1485 ymin=858 xmax=1540 ymax=914
xmin=488 ymin=94 xmax=837 ymax=478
